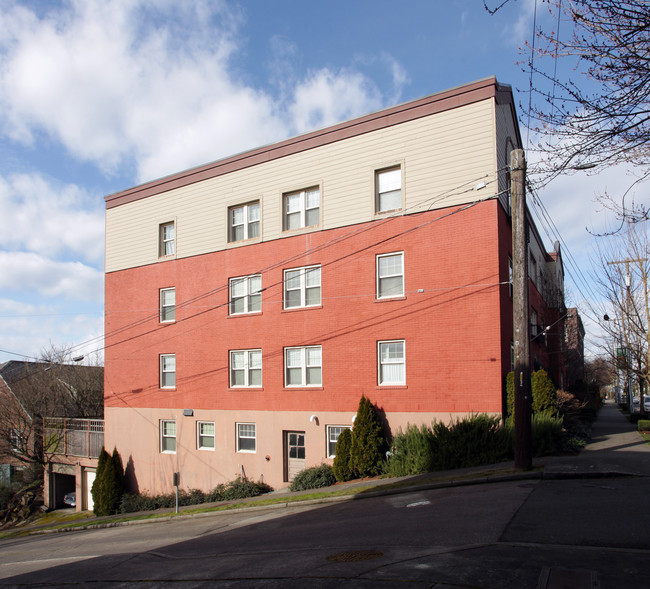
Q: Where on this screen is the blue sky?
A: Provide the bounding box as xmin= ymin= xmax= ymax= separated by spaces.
xmin=0 ymin=0 xmax=625 ymax=363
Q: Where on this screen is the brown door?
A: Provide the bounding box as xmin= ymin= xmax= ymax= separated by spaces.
xmin=284 ymin=431 xmax=305 ymax=482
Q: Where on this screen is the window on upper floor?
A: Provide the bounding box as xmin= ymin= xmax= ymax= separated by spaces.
xmin=285 ymin=345 xmax=322 ymax=387
xmin=229 ymin=201 xmax=260 ymax=242
xmin=160 ymin=420 xmax=176 ymax=453
xmin=283 ymin=187 xmax=320 ymax=230
xmin=284 ymin=265 xmax=321 ymax=309
xmin=378 ymin=340 xmax=405 ymax=385
xmin=377 ymin=252 xmax=404 ymax=299
xmin=229 ymin=275 xmax=262 ymax=315
xmin=230 ymin=349 xmax=262 ymax=388
xmin=236 ymin=422 xmax=256 ymax=452
xmin=326 ymin=425 xmax=351 ymax=458
xmin=531 ymin=308 xmax=539 ymax=337
xmin=159 ymin=222 xmax=175 ymax=257
xmin=160 ymin=288 xmax=176 ymax=322
xmin=376 ymin=166 xmax=402 ymax=213
xmin=160 ymin=354 xmax=176 ymax=388
xmin=197 ymin=421 xmax=215 ymax=450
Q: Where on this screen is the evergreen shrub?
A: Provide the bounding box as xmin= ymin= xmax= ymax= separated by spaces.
xmin=332 ymin=428 xmax=353 ymax=482
xmin=430 ymin=414 xmax=512 ymax=470
xmin=289 ymin=464 xmax=336 ymax=491
xmin=349 ymin=395 xmax=386 ymax=477
xmin=384 ymin=424 xmax=434 ymax=477
xmin=532 ymin=369 xmax=558 ymax=416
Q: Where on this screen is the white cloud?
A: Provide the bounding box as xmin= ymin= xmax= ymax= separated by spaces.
xmin=0 ymin=251 xmax=103 ymax=301
xmin=0 ymin=1 xmax=405 ymax=183
xmin=0 ymin=173 xmax=104 ymax=262
xmin=290 ymin=68 xmax=383 ymax=134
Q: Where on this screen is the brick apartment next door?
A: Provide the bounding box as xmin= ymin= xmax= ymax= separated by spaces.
xmin=284 ymin=431 xmax=305 ymax=482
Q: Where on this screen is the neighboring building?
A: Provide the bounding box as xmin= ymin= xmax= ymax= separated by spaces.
xmin=0 ymin=360 xmax=103 ymax=510
xmin=565 ymin=307 xmax=586 ymax=389
xmin=104 ymin=77 xmax=567 ymax=493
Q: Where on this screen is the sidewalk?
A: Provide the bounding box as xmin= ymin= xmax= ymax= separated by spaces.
xmin=538 ymin=399 xmax=650 ymax=477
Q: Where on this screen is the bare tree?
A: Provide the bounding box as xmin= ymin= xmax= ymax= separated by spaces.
xmin=0 ymin=346 xmax=103 ymax=468
xmin=596 ymin=222 xmax=649 ymax=410
xmin=485 ymin=0 xmax=650 ymax=226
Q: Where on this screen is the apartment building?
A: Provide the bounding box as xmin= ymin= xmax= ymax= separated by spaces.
xmin=104 ymin=77 xmax=566 ymax=493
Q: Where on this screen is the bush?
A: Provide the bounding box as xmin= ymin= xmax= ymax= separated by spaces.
xmin=92 ymin=447 xmax=125 ymax=516
xmin=350 ymin=395 xmax=386 ymax=477
xmin=638 ymin=420 xmax=650 ymax=432
xmin=531 ymin=413 xmax=563 ymax=456
xmin=289 ymin=464 xmax=336 ymax=491
xmin=119 ymin=477 xmax=272 ymax=513
xmin=506 ymin=369 xmax=558 ymax=418
xmin=384 ymin=424 xmax=435 ymax=477
xmin=430 ymin=414 xmax=512 ymax=470
xmin=332 ymin=428 xmax=354 ymax=482
xmin=532 ymin=369 xmax=558 ymax=416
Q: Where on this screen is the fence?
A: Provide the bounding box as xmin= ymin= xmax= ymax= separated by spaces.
xmin=44 ymin=418 xmax=104 ymax=459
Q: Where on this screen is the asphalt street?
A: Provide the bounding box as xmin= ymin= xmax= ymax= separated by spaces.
xmin=1 ymin=401 xmax=649 ymax=588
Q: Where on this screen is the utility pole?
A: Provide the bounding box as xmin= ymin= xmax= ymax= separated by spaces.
xmin=511 ymin=149 xmax=531 ymax=470
xmin=607 ymin=257 xmax=648 ymax=415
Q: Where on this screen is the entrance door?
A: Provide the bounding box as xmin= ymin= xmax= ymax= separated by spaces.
xmin=284 ymin=431 xmax=305 ymax=482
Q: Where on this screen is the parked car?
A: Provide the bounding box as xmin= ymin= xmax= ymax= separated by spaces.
xmin=63 ymin=492 xmax=76 ymax=507
xmin=644 ymin=395 xmax=650 ymax=413
xmin=632 ymin=398 xmax=640 ymax=413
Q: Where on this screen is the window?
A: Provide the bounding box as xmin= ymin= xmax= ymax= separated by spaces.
xmin=229 ymin=275 xmax=262 ymax=314
xmin=230 ymin=349 xmax=262 ymax=387
xmin=531 ymin=308 xmax=539 ymax=337
xmin=285 ymin=346 xmax=322 ymax=386
xmin=284 ymin=266 xmax=321 ymax=309
xmin=159 ymin=222 xmax=175 ymax=257
xmin=377 ymin=253 xmax=404 ymax=299
xmin=197 ymin=421 xmax=215 ymax=450
xmin=229 ymin=202 xmax=260 ymax=242
xmin=283 ymin=187 xmax=320 ymax=230
xmin=376 ymin=167 xmax=402 ymax=213
xmin=160 ymin=354 xmax=176 ymax=388
xmin=161 ymin=420 xmax=176 ymax=453
xmin=327 ymin=425 xmax=351 ymax=458
xmin=160 ymin=288 xmax=176 ymax=322
xmin=237 ymin=423 xmax=256 ymax=452
xmin=9 ymin=429 xmax=24 ymax=454
xmin=378 ymin=340 xmax=405 ymax=385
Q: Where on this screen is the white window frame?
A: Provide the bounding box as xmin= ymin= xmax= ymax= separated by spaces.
xmin=229 ymin=201 xmax=260 ymax=242
xmin=378 ymin=340 xmax=406 ymax=386
xmin=283 ymin=265 xmax=321 ymax=309
xmin=285 ymin=345 xmax=322 ymax=387
xmin=160 ymin=420 xmax=176 ymax=453
xmin=283 ymin=186 xmax=320 ymax=230
xmin=326 ymin=425 xmax=351 ymax=458
xmin=375 ymin=166 xmax=402 ymax=213
xmin=229 ymin=274 xmax=262 ymax=315
xmin=230 ymin=349 xmax=263 ymax=388
xmin=160 ymin=354 xmax=176 ymax=389
xmin=159 ymin=221 xmax=175 ymax=257
xmin=236 ymin=422 xmax=256 ymax=453
xmin=376 ymin=252 xmax=404 ymax=299
xmin=197 ymin=421 xmax=215 ymax=451
xmin=160 ymin=288 xmax=176 ymax=322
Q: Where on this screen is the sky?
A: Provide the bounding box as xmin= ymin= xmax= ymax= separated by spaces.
xmin=0 ymin=0 xmax=634 ymax=364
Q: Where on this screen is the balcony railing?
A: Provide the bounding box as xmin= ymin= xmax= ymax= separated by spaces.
xmin=44 ymin=418 xmax=104 ymax=459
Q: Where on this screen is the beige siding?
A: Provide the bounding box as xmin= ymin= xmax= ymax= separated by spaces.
xmin=106 ymin=99 xmax=499 ymax=273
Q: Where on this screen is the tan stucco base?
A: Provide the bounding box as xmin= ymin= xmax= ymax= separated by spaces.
xmin=44 ymin=456 xmax=97 ymax=512
xmin=104 ymin=406 xmax=497 ymax=494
